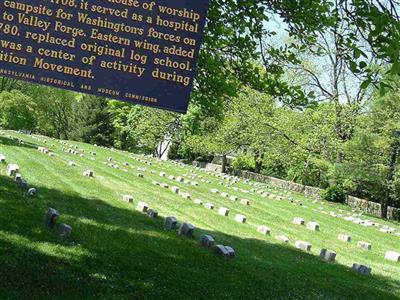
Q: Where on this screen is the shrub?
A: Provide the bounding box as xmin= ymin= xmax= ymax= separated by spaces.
xmin=322 ymin=186 xmax=346 ymax=203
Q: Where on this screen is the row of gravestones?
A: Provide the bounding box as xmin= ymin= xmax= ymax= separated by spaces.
xmin=104 ymin=147 xmax=400 ymax=268
xmin=155 ymin=169 xmax=375 ymax=273
xmin=63 ymin=144 xmax=400 ymax=269
xmin=159 ymin=165 xmax=398 ymax=273
xmin=152 ymin=172 xmax=363 ymax=266
xmin=291 ymin=217 xmax=400 ymax=274
xmin=1 ymin=158 xmax=37 ymax=198
xmin=123 ymin=196 xmax=236 ymax=259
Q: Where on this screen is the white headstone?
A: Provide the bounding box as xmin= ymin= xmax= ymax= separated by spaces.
xmin=205 ymin=203 xmax=214 ymax=210
xmin=357 ymin=241 xmax=371 ymax=250
xmin=240 ymin=199 xmax=250 ymax=206
xmin=235 ymin=214 xmax=247 ymax=224
xmin=137 ymin=201 xmax=148 ymax=213
xmin=320 ymin=249 xmax=336 ymax=262
xmin=292 ymin=217 xmax=305 ymax=225
xmin=194 ymin=199 xmax=203 ymax=205
xmin=306 ymin=221 xmax=320 ymax=231
xmin=295 ymin=241 xmax=312 ymax=252
xmin=384 ymin=251 xmax=400 ymax=262
xmin=123 ymin=195 xmax=134 ymax=203
xmin=338 ymin=234 xmax=351 ymax=242
xmin=83 ymin=170 xmax=94 ymax=177
xmin=229 ymin=195 xmax=238 ymax=201
xmin=218 ymin=207 xmax=230 ymax=217
xmin=171 ymin=186 xmax=180 ymax=194
xmin=257 ymin=225 xmax=271 ymax=235
xmin=276 ymin=235 xmax=289 ymax=243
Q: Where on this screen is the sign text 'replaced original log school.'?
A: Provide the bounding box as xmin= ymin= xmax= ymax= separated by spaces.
xmin=0 ymin=0 xmax=210 ymax=112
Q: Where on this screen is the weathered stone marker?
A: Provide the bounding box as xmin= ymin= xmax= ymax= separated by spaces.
xmin=26 ymin=188 xmax=37 ymax=197
xmin=147 ymin=209 xmax=158 ymax=218
xmin=178 ymin=223 xmax=194 ymax=237
xmin=225 ymin=246 xmax=236 ymax=258
xmin=83 ymin=170 xmax=94 ymax=177
xmin=276 ymin=235 xmax=289 ymax=243
xmin=200 ymin=234 xmax=215 ymax=248
xmin=205 ymin=203 xmax=214 ymax=210
xmin=137 ymin=201 xmax=149 ymax=213
xmin=123 ymin=195 xmax=134 ymax=203
xmin=59 ymin=223 xmax=72 ymax=239
xmin=292 ymin=217 xmax=305 ymax=225
xmin=45 ymin=208 xmax=59 ymax=229
xmin=235 ymin=214 xmax=247 ymax=224
xmin=210 ymin=189 xmax=219 ymax=194
xmin=180 ymin=192 xmax=191 ymax=200
xmin=338 ymin=234 xmax=351 ymax=242
xmin=306 ymin=221 xmax=320 ymax=231
xmin=229 ymin=195 xmax=238 ymax=201
xmin=384 ymin=251 xmax=400 ymax=262
xmin=320 ymin=249 xmax=336 ymax=262
xmin=14 ymin=173 xmax=22 ymax=182
xmin=218 ymin=207 xmax=230 ymax=217
xmin=357 ymin=241 xmax=372 ymax=250
xmin=240 ymin=199 xmax=250 ymax=206
xmin=352 ymin=263 xmax=371 ymax=275
xmin=164 ymin=216 xmax=177 ymax=230
xmin=0 ymin=154 xmax=5 ymax=163
xmin=257 ymin=225 xmax=271 ymax=235
xmin=171 ymin=186 xmax=180 ymax=194
xmin=193 ymin=199 xmax=203 ymax=205
xmin=214 ymin=245 xmax=235 ymax=259
xmin=295 ymin=241 xmax=312 ymax=252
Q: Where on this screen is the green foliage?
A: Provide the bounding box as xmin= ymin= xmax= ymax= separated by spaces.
xmin=322 ymin=186 xmax=346 ymax=204
xmin=0 ymin=90 xmax=37 ymax=130
xmin=69 ymin=95 xmax=114 ymax=147
xmin=231 ymin=155 xmax=255 ymax=173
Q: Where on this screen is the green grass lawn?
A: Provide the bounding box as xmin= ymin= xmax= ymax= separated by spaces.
xmin=0 ymin=130 xmax=399 ymax=300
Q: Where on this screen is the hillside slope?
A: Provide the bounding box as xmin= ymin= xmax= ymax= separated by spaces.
xmin=0 ymin=130 xmax=399 ymax=299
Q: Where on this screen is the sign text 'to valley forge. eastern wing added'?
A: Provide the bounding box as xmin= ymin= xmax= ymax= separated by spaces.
xmin=0 ymin=0 xmax=210 ymax=112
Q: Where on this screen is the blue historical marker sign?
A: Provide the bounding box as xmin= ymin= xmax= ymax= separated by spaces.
xmin=0 ymin=0 xmax=210 ymax=112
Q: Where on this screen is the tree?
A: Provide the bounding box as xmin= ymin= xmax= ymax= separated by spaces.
xmin=21 ymin=84 xmax=75 ymax=139
xmin=0 ymin=90 xmax=37 ymax=130
xmin=68 ymin=95 xmax=114 ymax=146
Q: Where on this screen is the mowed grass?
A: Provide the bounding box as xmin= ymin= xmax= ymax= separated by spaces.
xmin=0 ymin=130 xmax=399 ymax=300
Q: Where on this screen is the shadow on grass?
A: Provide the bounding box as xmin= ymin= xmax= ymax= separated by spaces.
xmin=0 ymin=174 xmax=399 ymax=300
xmin=0 ymin=135 xmax=39 ymax=151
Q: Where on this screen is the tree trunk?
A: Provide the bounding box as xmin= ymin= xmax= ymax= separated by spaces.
xmin=221 ymin=155 xmax=227 ymax=173
xmin=382 ymin=139 xmax=399 ymax=218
